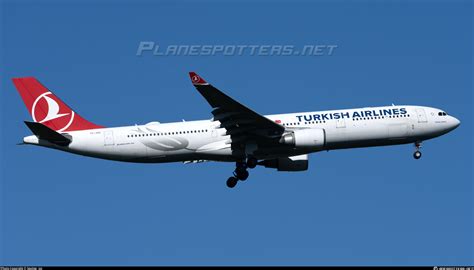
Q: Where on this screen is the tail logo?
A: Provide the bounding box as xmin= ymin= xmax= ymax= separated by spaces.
xmin=191 ymin=75 xmax=201 ymax=83
xmin=32 ymin=92 xmax=75 ymax=132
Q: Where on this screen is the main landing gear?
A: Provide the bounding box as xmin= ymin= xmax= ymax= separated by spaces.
xmin=226 ymin=157 xmax=258 ymax=188
xmin=413 ymin=142 xmax=422 ymax=160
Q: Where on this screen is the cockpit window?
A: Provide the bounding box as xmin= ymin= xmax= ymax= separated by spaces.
xmin=438 ymin=112 xmax=448 ymax=116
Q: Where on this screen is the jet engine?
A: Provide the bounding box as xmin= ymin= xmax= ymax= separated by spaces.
xmin=258 ymin=154 xmax=309 ymax=171
xmin=279 ymin=128 xmax=326 ymax=149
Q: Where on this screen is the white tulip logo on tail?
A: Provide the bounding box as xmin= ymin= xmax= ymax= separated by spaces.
xmin=192 ymin=75 xmax=200 ymax=83
xmin=32 ymin=92 xmax=75 ymax=132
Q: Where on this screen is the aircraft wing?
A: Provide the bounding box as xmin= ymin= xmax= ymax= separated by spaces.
xmin=189 ymin=72 xmax=285 ymax=146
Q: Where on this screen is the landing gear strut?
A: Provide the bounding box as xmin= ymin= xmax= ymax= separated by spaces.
xmin=226 ymin=157 xmax=257 ymax=188
xmin=413 ymin=142 xmax=422 ymax=160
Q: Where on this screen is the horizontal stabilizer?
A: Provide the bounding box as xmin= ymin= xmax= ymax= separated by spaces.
xmin=24 ymin=121 xmax=71 ymax=146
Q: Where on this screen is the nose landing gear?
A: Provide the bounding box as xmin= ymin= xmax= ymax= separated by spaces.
xmin=226 ymin=157 xmax=258 ymax=188
xmin=413 ymin=151 xmax=422 ymax=159
xmin=413 ymin=142 xmax=422 ymax=159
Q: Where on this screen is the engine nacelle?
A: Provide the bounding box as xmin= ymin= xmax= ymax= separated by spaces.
xmin=259 ymin=154 xmax=309 ymax=171
xmin=279 ymin=128 xmax=326 ymax=149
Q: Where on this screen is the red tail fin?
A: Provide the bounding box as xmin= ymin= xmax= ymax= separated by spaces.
xmin=12 ymin=77 xmax=104 ymax=132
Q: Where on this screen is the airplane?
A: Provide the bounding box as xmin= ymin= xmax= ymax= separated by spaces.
xmin=12 ymin=72 xmax=460 ymax=188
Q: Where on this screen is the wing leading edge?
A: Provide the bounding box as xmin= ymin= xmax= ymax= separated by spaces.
xmin=189 ymin=72 xmax=284 ymax=146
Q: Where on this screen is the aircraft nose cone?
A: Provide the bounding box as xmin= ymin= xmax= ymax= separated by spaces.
xmin=453 ymin=117 xmax=461 ymax=128
xmin=450 ymin=116 xmax=461 ymax=130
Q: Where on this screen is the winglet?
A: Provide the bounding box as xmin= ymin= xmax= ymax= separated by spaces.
xmin=189 ymin=72 xmax=209 ymax=85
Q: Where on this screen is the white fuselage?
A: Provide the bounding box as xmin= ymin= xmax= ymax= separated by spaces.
xmin=23 ymin=105 xmax=460 ymax=163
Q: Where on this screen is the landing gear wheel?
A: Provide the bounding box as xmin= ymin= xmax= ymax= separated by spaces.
xmin=234 ymin=167 xmax=249 ymax=181
xmin=413 ymin=151 xmax=422 ymax=160
xmin=229 ymin=160 xmax=250 ymax=185
xmin=235 ymin=170 xmax=249 ymax=181
xmin=246 ymin=157 xmax=258 ymax=169
xmin=226 ymin=177 xmax=238 ymax=188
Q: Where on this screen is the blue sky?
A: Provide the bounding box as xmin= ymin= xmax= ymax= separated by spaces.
xmin=1 ymin=0 xmax=472 ymax=266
